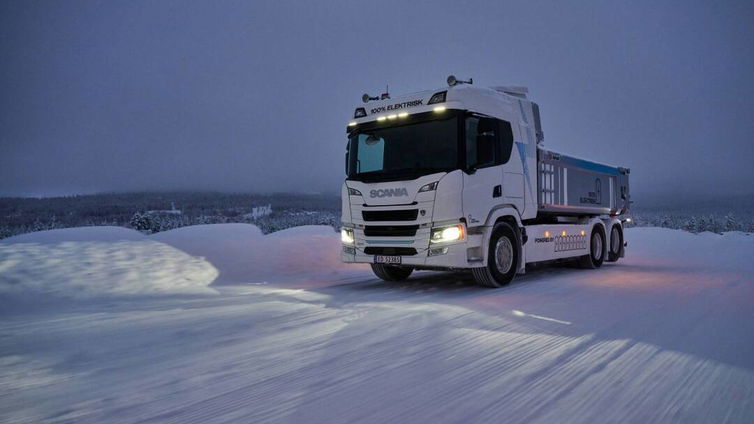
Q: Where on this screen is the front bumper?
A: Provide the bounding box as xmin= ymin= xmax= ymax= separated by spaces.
xmin=341 ymin=228 xmax=484 ymax=269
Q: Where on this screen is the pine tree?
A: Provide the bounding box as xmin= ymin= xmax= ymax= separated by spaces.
xmin=724 ymin=213 xmax=737 ymax=232
xmin=685 ymin=217 xmax=697 ymax=233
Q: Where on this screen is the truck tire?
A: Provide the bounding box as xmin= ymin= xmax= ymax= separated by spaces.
xmin=370 ymin=264 xmax=413 ymax=281
xmin=579 ymin=225 xmax=606 ymax=269
xmin=607 ymin=224 xmax=623 ymax=262
xmin=472 ymin=222 xmax=519 ymax=288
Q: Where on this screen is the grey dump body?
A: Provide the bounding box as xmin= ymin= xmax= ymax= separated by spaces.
xmin=537 ymin=148 xmax=630 ymax=217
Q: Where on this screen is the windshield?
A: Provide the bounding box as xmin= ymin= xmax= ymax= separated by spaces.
xmin=347 ymin=114 xmax=460 ymax=182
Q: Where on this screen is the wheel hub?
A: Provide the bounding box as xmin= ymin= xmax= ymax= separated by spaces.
xmin=495 ymin=237 xmax=514 ymax=274
xmin=592 ymin=233 xmax=603 ymax=260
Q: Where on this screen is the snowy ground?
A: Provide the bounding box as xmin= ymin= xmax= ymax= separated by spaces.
xmin=1 ymin=225 xmax=753 ymax=423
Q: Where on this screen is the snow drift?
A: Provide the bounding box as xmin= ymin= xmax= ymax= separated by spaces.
xmin=0 ymin=226 xmax=218 ymax=298
xmin=151 ymin=224 xmax=367 ymax=285
xmin=0 ymin=224 xmax=364 ymax=299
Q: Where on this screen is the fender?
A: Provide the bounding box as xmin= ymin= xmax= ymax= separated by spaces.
xmin=470 ymin=205 xmax=524 ymax=270
xmin=484 ymin=205 xmax=523 ymax=228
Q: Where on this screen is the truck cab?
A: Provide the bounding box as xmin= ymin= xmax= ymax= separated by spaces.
xmin=341 ymin=77 xmax=629 ymax=287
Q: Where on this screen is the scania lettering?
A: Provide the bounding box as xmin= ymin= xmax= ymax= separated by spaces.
xmin=370 ymin=188 xmax=409 ymax=198
xmin=341 ymin=76 xmax=631 ymax=287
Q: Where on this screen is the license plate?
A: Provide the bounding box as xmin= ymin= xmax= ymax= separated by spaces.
xmin=374 ymin=255 xmax=401 ymax=264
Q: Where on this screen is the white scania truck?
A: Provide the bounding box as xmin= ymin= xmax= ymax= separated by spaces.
xmin=341 ymin=76 xmax=630 ymax=287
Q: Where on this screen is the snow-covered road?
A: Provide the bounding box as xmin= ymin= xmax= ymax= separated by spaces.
xmin=1 ymin=225 xmax=753 ymax=423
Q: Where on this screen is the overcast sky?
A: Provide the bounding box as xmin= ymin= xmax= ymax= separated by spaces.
xmin=1 ymin=0 xmax=753 ymax=200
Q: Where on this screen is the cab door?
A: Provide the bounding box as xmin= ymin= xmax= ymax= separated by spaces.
xmin=462 ymin=116 xmax=504 ymax=226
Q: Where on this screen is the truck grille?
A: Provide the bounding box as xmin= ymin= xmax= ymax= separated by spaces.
xmin=362 ymin=209 xmax=418 ymax=222
xmin=364 ymin=225 xmax=419 ymax=237
xmin=364 ymin=247 xmax=417 ymax=256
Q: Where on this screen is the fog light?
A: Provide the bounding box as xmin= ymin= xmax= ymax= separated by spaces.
xmin=466 ymin=246 xmax=483 ymax=262
xmin=429 ymin=247 xmax=449 ymax=256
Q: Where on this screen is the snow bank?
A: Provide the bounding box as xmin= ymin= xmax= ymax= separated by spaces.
xmin=0 ymin=227 xmax=218 ymax=299
xmin=152 ymin=224 xmax=367 ymax=284
xmin=0 ymin=223 xmax=365 ymax=299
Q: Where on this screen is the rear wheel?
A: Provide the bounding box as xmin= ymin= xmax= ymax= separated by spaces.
xmin=472 ymin=222 xmax=520 ymax=288
xmin=371 ymin=264 xmax=413 ymax=281
xmin=607 ymin=224 xmax=623 ymax=262
xmin=579 ymin=225 xmax=606 ymax=269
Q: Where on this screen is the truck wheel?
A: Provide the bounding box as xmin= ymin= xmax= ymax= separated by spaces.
xmin=472 ymin=222 xmax=519 ymax=288
xmin=370 ymin=264 xmax=413 ymax=281
xmin=579 ymin=225 xmax=606 ymax=269
xmin=607 ymin=224 xmax=623 ymax=262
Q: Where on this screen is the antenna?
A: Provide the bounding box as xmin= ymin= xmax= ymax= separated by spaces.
xmin=380 ymin=85 xmax=390 ymax=100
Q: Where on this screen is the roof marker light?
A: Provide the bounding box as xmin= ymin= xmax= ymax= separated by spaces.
xmin=428 ymin=91 xmax=447 ymax=105
xmin=398 ymin=112 xmax=408 ymax=118
xmin=377 ymin=116 xmax=387 ymax=122
xmin=433 ymin=106 xmax=447 ymax=113
xmin=348 ymin=121 xmax=357 ymax=127
xmin=387 ymin=114 xmax=397 ymax=120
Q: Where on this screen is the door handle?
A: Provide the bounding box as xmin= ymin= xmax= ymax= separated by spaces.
xmin=493 ymin=185 xmax=502 ymax=198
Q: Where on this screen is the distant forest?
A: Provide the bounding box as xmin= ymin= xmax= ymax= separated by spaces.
xmin=0 ymin=192 xmax=340 ymax=239
xmin=1 ymin=192 xmax=753 ymax=240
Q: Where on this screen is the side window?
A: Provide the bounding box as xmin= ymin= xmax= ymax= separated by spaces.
xmin=467 ymin=117 xmax=498 ymax=169
xmin=476 ymin=118 xmax=498 ymax=168
xmin=466 ymin=116 xmax=515 ymax=169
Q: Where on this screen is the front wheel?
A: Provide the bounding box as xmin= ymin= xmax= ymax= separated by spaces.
xmin=579 ymin=225 xmax=606 ymax=269
xmin=472 ymin=222 xmax=520 ymax=288
xmin=370 ymin=264 xmax=413 ymax=281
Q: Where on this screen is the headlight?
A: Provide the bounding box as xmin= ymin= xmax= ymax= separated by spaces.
xmin=418 ymin=181 xmax=438 ymax=193
xmin=430 ymin=224 xmax=465 ymax=244
xmin=341 ymin=228 xmax=355 ymax=244
xmin=348 ymin=187 xmax=362 ymax=196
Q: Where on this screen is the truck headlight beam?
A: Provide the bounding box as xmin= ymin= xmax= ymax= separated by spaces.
xmin=341 ymin=228 xmax=355 ymax=244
